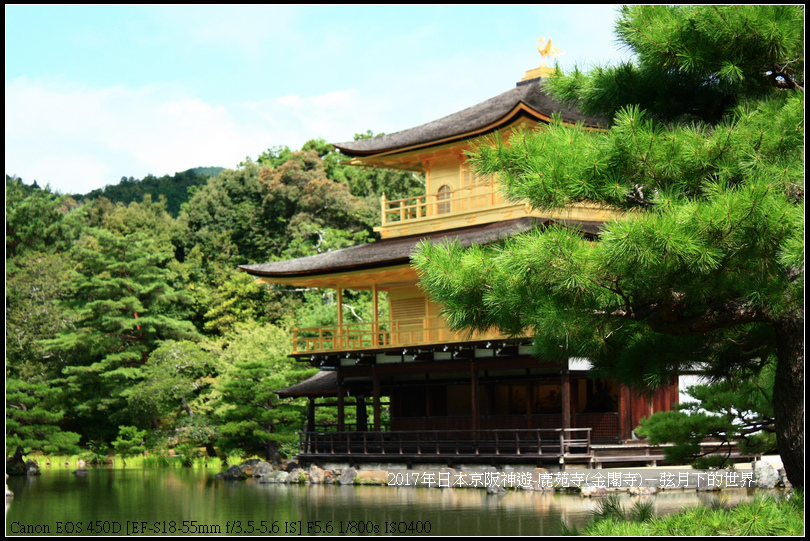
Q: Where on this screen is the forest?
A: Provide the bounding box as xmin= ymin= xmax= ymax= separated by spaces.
xmin=6 ymin=136 xmax=424 ymax=463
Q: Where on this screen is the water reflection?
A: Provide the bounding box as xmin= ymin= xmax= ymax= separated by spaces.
xmin=6 ymin=469 xmax=763 ymax=536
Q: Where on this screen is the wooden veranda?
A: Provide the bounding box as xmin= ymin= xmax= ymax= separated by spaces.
xmin=295 ymin=428 xmax=762 ymax=469
xmin=297 ymin=427 xmax=594 ymax=467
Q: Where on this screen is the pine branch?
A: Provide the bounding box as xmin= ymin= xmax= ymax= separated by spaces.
xmin=638 ymin=298 xmax=769 ymax=335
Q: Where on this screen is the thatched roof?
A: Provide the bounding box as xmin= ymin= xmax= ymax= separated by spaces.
xmin=240 ymin=217 xmax=602 ymax=278
xmin=276 ymin=370 xmax=339 ymax=398
xmin=334 ymin=80 xmax=605 ymax=157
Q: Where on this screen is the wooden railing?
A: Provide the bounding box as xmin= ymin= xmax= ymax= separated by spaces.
xmin=381 ymin=182 xmax=507 ymax=225
xmin=291 ymin=316 xmax=505 ymax=354
xmin=298 ymin=428 xmax=592 ymax=457
xmin=391 ymin=413 xmax=618 ymax=438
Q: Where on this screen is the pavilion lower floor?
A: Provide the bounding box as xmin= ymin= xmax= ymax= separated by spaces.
xmin=290 ymin=360 xmax=679 ymax=466
xmin=294 ymin=429 xmax=760 ymax=468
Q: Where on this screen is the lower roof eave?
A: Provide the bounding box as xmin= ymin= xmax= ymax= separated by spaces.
xmin=291 ymin=338 xmax=535 ymax=367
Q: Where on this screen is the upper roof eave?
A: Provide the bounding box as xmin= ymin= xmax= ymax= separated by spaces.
xmin=333 ymin=81 xmax=605 ymax=158
xmin=340 ymin=103 xmax=555 ymax=161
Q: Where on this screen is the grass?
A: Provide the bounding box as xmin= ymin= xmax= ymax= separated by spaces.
xmin=35 ymin=455 xmax=84 ymax=468
xmin=561 ymin=491 xmax=804 ymax=536
xmin=30 ymin=451 xmax=228 ymax=470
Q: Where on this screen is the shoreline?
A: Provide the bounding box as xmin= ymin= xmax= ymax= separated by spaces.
xmin=219 ymin=454 xmax=791 ymax=494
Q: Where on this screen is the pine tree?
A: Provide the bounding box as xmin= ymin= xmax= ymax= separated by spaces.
xmin=6 ymin=378 xmax=81 ymax=456
xmin=214 ymin=323 xmax=316 ymax=462
xmin=636 ymin=362 xmax=777 ymax=469
xmin=44 ymin=227 xmax=198 ymax=440
xmin=414 ymin=5 xmax=803 ymax=486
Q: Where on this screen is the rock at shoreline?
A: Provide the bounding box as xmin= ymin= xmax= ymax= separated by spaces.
xmin=238 ymin=459 xmax=273 ymax=477
xmin=752 ymin=461 xmax=779 ymax=489
xmin=72 ymin=459 xmax=88 ymax=476
xmin=353 ymin=470 xmax=389 ymax=485
xmin=215 ymin=460 xmax=276 ymax=480
xmin=258 ymin=471 xmax=290 ymax=483
xmin=629 ymin=486 xmax=658 ymax=496
xmin=285 ymin=468 xmax=310 ymax=484
xmin=217 ymin=465 xmax=247 ymax=480
xmin=580 ymin=486 xmax=608 ymax=497
xmin=6 ymin=447 xmax=40 ymax=476
xmin=308 ymin=465 xmax=325 ymax=484
xmin=339 ymin=467 xmax=358 ymax=485
xmin=486 ymin=483 xmax=507 ymax=495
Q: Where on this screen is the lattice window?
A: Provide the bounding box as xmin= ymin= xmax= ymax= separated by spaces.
xmin=390 ymin=297 xmax=426 ymax=326
xmin=436 ymin=185 xmax=452 ymax=214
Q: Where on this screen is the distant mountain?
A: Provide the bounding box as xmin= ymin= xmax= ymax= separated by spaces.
xmin=81 ymin=167 xmax=225 ymax=217
xmin=187 ymin=166 xmax=226 ymax=178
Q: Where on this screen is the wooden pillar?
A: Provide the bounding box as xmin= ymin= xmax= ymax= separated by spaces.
xmin=372 ymin=283 xmax=379 ymax=347
xmin=471 ymin=363 xmax=479 ymax=431
xmin=571 ymin=376 xmax=579 ymax=428
xmin=561 ymin=367 xmax=571 ymax=430
xmin=526 ymin=377 xmax=534 ymax=429
xmin=356 ymin=396 xmax=367 ymax=432
xmin=306 ymin=398 xmax=316 ymax=453
xmin=372 ymin=368 xmax=381 ymax=432
xmin=671 ymin=375 xmax=679 ymax=410
xmin=485 ymin=382 xmax=494 ymax=430
xmin=619 ymin=385 xmax=631 ymax=440
xmin=425 ymin=384 xmax=432 ymax=430
xmin=307 ymin=398 xmax=316 ymax=432
xmin=336 ymin=286 xmax=343 ymax=349
xmin=337 ymin=382 xmax=345 ymax=432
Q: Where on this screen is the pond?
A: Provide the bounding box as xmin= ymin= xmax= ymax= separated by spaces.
xmin=6 ymin=468 xmax=759 ymax=536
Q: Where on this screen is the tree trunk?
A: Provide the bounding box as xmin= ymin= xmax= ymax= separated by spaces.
xmin=774 ymin=317 xmax=804 ymax=488
xmin=265 ymin=442 xmax=281 ymax=465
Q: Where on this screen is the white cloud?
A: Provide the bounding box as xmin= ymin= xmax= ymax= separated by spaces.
xmin=242 ymin=89 xmax=380 ymax=147
xmin=147 ymin=5 xmax=301 ymax=61
xmin=3 ymin=64 xmax=555 ymax=195
xmin=5 ymin=77 xmax=382 ymax=194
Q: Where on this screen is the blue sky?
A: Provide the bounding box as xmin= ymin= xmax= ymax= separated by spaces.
xmin=6 ymin=5 xmax=631 ymax=195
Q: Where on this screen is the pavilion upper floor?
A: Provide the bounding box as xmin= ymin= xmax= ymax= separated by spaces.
xmin=332 ymin=79 xmax=609 ymax=239
xmin=240 ymin=217 xmax=610 ymax=358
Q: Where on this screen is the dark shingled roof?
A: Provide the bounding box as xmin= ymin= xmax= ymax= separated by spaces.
xmin=276 ymin=370 xmax=339 ymax=398
xmin=240 ymin=217 xmax=602 ymax=278
xmin=334 ymin=80 xmax=606 ymax=157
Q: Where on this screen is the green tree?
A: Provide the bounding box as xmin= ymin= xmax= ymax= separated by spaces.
xmin=178 ymin=247 xmax=300 ymax=334
xmin=121 ymin=340 xmax=221 ymax=433
xmin=322 ymin=133 xmax=425 ymax=209
xmin=258 ymin=149 xmax=376 ymax=249
xmin=637 ymin=364 xmax=777 ymax=469
xmin=81 ymin=168 xmax=219 ymax=217
xmin=414 ymin=5 xmax=803 ymax=486
xmin=5 ymin=378 xmax=82 ymax=456
xmin=256 ymin=137 xmax=424 ymax=223
xmin=214 ymin=323 xmax=316 ymax=462
xmin=44 ymin=227 xmax=198 ymax=441
xmin=6 ymin=175 xmax=80 ymax=258
xmin=182 ymin=152 xmax=375 ymax=268
xmin=256 ymin=145 xmax=295 ymax=168
xmin=111 ymin=425 xmax=147 ymax=460
xmin=6 ymin=251 xmax=77 ymax=382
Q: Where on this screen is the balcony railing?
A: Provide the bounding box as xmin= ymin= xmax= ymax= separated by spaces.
xmin=381 ymin=182 xmax=507 ymax=225
xmin=297 ymin=427 xmax=592 ymax=458
xmin=291 ymin=316 xmax=505 ymax=355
